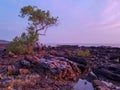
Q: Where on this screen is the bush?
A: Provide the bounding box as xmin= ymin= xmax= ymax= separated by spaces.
xmin=74 ymin=49 xmax=90 ymax=57
xmin=7 ymin=29 xmax=38 ymax=55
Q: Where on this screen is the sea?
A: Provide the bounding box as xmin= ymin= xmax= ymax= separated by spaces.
xmin=43 ymin=43 xmax=120 ymax=48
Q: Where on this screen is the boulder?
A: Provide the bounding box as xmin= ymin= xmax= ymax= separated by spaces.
xmin=20 ymin=59 xmax=31 ymax=68
xmin=8 ymin=52 xmax=17 ymax=58
xmin=29 ymin=55 xmax=81 ymax=81
xmin=19 ymin=69 xmax=30 ymax=75
xmin=93 ymin=63 xmax=120 ymax=81
xmin=93 ymin=80 xmax=106 ymax=87
xmin=7 ymin=65 xmax=18 ymax=75
xmin=93 ymin=80 xmax=110 ymax=90
xmin=95 ymin=86 xmax=110 ymax=90
xmin=0 ymin=78 xmax=13 ymax=88
xmin=67 ymin=56 xmax=87 ymax=66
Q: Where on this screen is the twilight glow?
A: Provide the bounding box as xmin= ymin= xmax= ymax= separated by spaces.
xmin=0 ymin=0 xmax=120 ymax=44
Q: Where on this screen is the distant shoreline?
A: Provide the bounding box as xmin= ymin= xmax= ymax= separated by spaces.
xmin=0 ymin=40 xmax=120 ymax=48
xmin=43 ymin=43 xmax=120 ymax=48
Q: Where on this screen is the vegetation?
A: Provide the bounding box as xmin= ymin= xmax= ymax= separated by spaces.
xmin=7 ymin=29 xmax=38 ymax=54
xmin=7 ymin=5 xmax=58 ymax=54
xmin=19 ymin=5 xmax=58 ymax=36
xmin=74 ymin=49 xmax=90 ymax=57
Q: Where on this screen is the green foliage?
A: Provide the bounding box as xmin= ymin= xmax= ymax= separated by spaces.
xmin=7 ymin=5 xmax=58 ymax=55
xmin=7 ymin=29 xmax=38 ymax=54
xmin=19 ymin=5 xmax=58 ymax=35
xmin=74 ymin=49 xmax=90 ymax=57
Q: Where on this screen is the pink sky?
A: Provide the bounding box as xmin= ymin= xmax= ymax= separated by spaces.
xmin=0 ymin=0 xmax=120 ymax=44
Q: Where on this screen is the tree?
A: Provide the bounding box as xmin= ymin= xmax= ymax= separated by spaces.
xmin=7 ymin=5 xmax=58 ymax=54
xmin=19 ymin=5 xmax=58 ymax=38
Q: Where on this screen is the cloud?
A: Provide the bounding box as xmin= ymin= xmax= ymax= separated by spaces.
xmin=95 ymin=0 xmax=120 ymax=30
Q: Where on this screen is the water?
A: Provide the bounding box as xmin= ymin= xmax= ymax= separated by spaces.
xmin=73 ymin=79 xmax=94 ymax=90
xmin=43 ymin=43 xmax=120 ymax=48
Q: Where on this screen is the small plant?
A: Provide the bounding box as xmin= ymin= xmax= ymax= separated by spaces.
xmin=7 ymin=29 xmax=38 ymax=54
xmin=74 ymin=49 xmax=90 ymax=57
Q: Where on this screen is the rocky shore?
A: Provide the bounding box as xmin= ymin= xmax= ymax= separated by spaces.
xmin=0 ymin=44 xmax=120 ymax=90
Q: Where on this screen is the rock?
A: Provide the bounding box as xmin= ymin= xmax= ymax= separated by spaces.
xmin=101 ymin=81 xmax=116 ymax=89
xmin=109 ymin=54 xmax=120 ymax=61
xmin=49 ymin=50 xmax=58 ymax=55
xmin=9 ymin=74 xmax=41 ymax=89
xmin=24 ymin=55 xmax=40 ymax=64
xmin=7 ymin=65 xmax=18 ymax=75
xmin=0 ymin=69 xmax=5 ymax=74
xmin=0 ymin=49 xmax=7 ymax=58
xmin=0 ymin=78 xmax=13 ymax=88
xmin=24 ymin=55 xmax=33 ymax=62
xmin=67 ymin=56 xmax=87 ymax=66
xmin=86 ymin=71 xmax=97 ymax=82
xmin=94 ymin=64 xmax=120 ymax=81
xmin=95 ymin=86 xmax=110 ymax=90
xmin=64 ymin=49 xmax=73 ymax=56
xmin=93 ymin=80 xmax=106 ymax=87
xmin=20 ymin=59 xmax=31 ymax=68
xmin=93 ymin=80 xmax=110 ymax=90
xmin=32 ymin=56 xmax=81 ymax=81
xmin=8 ymin=52 xmax=17 ymax=58
xmin=19 ymin=69 xmax=30 ymax=75
xmin=116 ymin=86 xmax=120 ymax=90
xmin=77 ymin=64 xmax=86 ymax=72
xmin=32 ymin=56 xmax=40 ymax=63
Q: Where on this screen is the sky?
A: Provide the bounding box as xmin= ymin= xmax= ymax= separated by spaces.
xmin=0 ymin=0 xmax=120 ymax=44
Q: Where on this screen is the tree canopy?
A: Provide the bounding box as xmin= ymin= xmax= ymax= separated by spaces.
xmin=19 ymin=5 xmax=58 ymax=36
xmin=7 ymin=5 xmax=58 ymax=54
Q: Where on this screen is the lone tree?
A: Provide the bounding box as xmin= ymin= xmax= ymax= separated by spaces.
xmin=7 ymin=5 xmax=58 ymax=54
xmin=19 ymin=5 xmax=58 ymax=38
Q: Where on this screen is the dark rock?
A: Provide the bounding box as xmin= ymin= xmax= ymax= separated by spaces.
xmin=67 ymin=56 xmax=87 ymax=66
xmin=33 ymin=56 xmax=81 ymax=81
xmin=86 ymin=71 xmax=97 ymax=82
xmin=0 ymin=69 xmax=5 ymax=74
xmin=0 ymin=78 xmax=13 ymax=88
xmin=95 ymin=86 xmax=110 ymax=90
xmin=94 ymin=64 xmax=120 ymax=81
xmin=20 ymin=59 xmax=31 ymax=68
xmin=93 ymin=80 xmax=110 ymax=90
xmin=109 ymin=54 xmax=120 ymax=63
xmin=93 ymin=80 xmax=106 ymax=87
xmin=77 ymin=64 xmax=86 ymax=72
xmin=25 ymin=55 xmax=40 ymax=64
xmin=8 ymin=51 xmax=17 ymax=58
xmin=7 ymin=65 xmax=19 ymax=75
xmin=109 ymin=54 xmax=120 ymax=60
xmin=19 ymin=69 xmax=30 ymax=75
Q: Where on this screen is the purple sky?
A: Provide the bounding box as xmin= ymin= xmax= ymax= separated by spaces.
xmin=0 ymin=0 xmax=120 ymax=44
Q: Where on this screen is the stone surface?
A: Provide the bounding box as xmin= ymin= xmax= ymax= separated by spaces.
xmin=20 ymin=59 xmax=31 ymax=68
xmin=8 ymin=52 xmax=17 ymax=58
xmin=95 ymin=86 xmax=110 ymax=90
xmin=94 ymin=63 xmax=120 ymax=81
xmin=19 ymin=69 xmax=30 ymax=75
xmin=0 ymin=78 xmax=13 ymax=88
xmin=37 ymin=56 xmax=81 ymax=81
xmin=7 ymin=65 xmax=18 ymax=75
xmin=93 ymin=80 xmax=110 ymax=90
xmin=0 ymin=45 xmax=120 ymax=90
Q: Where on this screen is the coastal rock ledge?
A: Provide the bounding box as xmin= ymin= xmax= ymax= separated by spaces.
xmin=24 ymin=55 xmax=82 ymax=81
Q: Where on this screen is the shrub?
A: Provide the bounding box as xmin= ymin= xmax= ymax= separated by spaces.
xmin=7 ymin=29 xmax=38 ymax=55
xmin=74 ymin=49 xmax=90 ymax=57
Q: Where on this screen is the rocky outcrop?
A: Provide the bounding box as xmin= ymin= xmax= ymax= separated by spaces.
xmin=93 ymin=80 xmax=110 ymax=90
xmin=0 ymin=74 xmax=41 ymax=90
xmin=93 ymin=63 xmax=120 ymax=81
xmin=24 ymin=55 xmax=81 ymax=81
